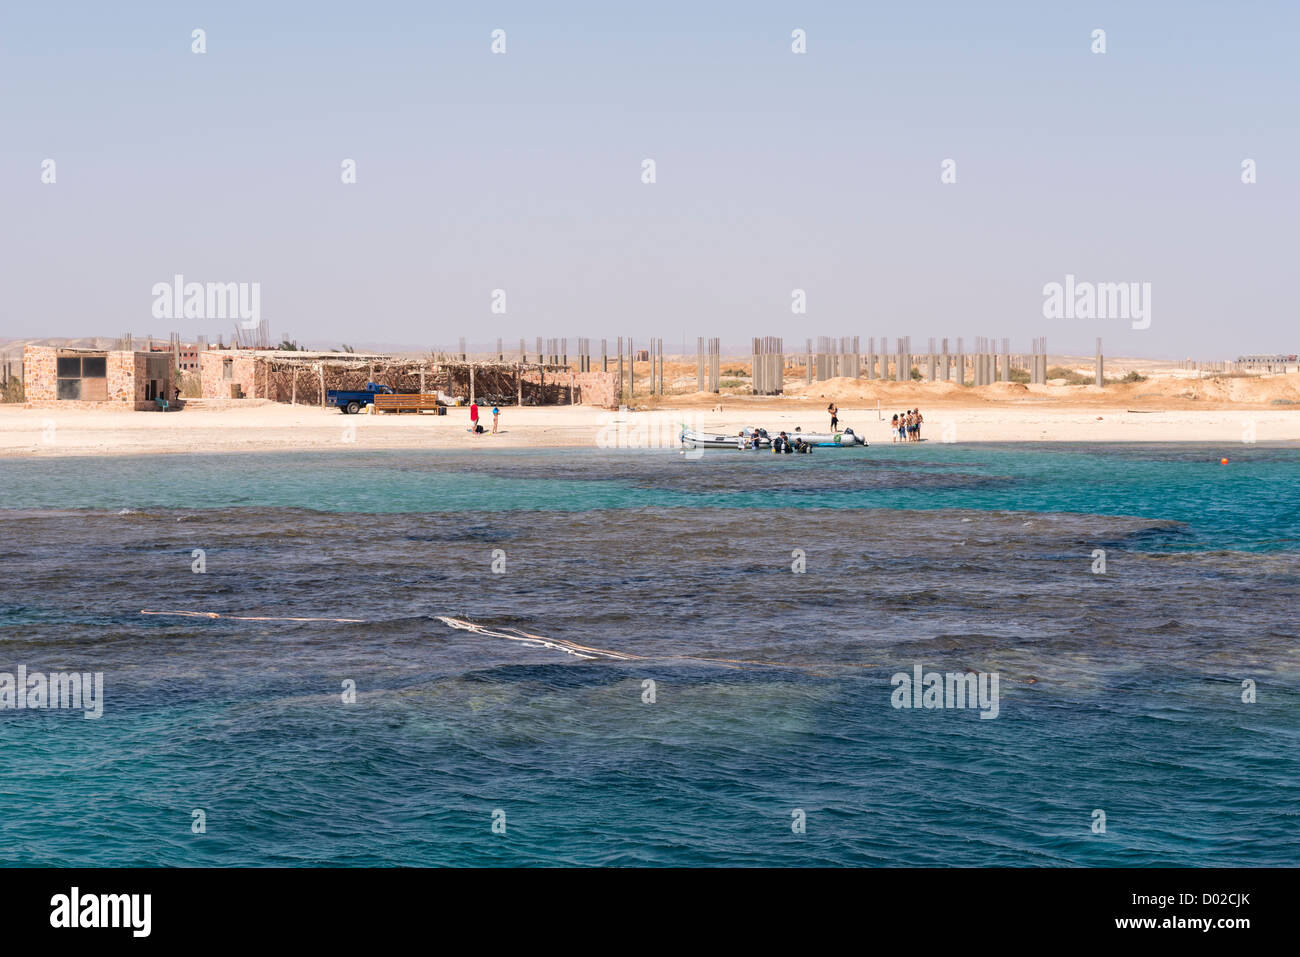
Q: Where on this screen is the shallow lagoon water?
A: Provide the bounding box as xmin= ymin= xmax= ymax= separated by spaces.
xmin=0 ymin=444 xmax=1296 ymax=865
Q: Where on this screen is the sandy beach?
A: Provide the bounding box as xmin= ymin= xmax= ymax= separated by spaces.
xmin=4 ymin=374 xmax=1299 ymax=457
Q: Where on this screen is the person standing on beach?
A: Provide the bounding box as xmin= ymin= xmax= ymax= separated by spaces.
xmin=890 ymin=413 xmax=899 ymax=443
xmin=491 ymin=406 xmax=500 ymax=434
xmin=828 ymin=403 xmax=839 ymax=431
xmin=898 ymin=413 xmax=907 ymax=443
xmin=913 ymin=409 xmax=923 ymax=441
xmin=469 ymin=400 xmax=479 ymax=433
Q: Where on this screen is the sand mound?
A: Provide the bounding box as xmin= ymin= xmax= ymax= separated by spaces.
xmin=660 ymin=370 xmax=1300 ymax=410
xmin=1209 ymin=374 xmax=1300 ymax=403
xmin=1112 ymin=373 xmax=1300 ymax=405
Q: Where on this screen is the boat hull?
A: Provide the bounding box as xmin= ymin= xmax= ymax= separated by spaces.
xmin=680 ymin=429 xmax=865 ymax=450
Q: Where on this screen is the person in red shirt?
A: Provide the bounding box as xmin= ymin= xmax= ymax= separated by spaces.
xmin=469 ymin=401 xmax=480 ymax=432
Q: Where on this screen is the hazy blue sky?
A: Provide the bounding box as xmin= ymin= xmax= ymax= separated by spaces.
xmin=3 ymin=1 xmax=1296 ymax=356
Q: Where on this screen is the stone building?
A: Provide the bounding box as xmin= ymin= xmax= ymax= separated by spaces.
xmin=199 ymin=349 xmax=263 ymax=399
xmin=23 ymin=345 xmax=176 ymax=410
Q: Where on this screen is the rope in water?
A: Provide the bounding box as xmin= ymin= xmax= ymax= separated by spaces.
xmin=437 ymin=616 xmax=874 ymax=671
xmin=139 ymin=610 xmax=873 ymax=671
xmin=436 ymin=616 xmax=642 ymax=661
xmin=141 ymin=609 xmax=367 ymax=623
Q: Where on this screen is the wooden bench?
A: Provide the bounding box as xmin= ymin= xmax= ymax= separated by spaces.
xmin=372 ymin=393 xmax=445 ymax=414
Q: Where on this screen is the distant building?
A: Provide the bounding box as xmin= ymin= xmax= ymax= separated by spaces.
xmin=1235 ymin=354 xmax=1298 ymax=373
xmin=150 ymin=342 xmax=200 ymax=372
xmin=23 ymin=345 xmax=176 ymax=409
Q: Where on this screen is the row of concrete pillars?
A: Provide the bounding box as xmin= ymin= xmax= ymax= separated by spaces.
xmin=608 ymin=337 xmax=665 ymax=404
xmin=444 ymin=334 xmax=1128 ymax=397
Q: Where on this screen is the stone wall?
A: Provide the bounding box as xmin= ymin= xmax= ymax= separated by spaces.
xmin=515 ymin=370 xmax=618 ymax=407
xmin=200 ymin=351 xmax=260 ymax=399
xmin=571 ymin=371 xmax=618 ymax=408
xmin=23 ymin=345 xmax=170 ymax=410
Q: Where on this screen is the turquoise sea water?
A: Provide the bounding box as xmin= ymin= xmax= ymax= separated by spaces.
xmin=0 ymin=444 xmax=1296 ymax=866
xmin=2 ymin=443 xmax=1296 ymax=549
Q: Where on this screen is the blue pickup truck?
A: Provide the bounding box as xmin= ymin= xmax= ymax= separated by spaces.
xmin=326 ymin=382 xmax=393 ymax=414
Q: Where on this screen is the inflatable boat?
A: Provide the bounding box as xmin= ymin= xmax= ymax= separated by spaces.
xmin=679 ymin=428 xmax=771 ymax=450
xmin=679 ymin=427 xmax=864 ymax=450
xmin=785 ymin=428 xmax=865 ymax=447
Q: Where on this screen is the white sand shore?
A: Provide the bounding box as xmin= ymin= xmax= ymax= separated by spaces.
xmin=2 ymin=398 xmax=1297 ymax=458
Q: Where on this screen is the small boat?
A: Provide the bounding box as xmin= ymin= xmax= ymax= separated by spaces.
xmin=785 ymin=427 xmax=866 ymax=447
xmin=679 ymin=427 xmax=865 ymax=450
xmin=680 ymin=428 xmax=771 ymax=450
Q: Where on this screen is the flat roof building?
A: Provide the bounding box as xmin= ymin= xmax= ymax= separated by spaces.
xmin=23 ymin=345 xmax=176 ymax=410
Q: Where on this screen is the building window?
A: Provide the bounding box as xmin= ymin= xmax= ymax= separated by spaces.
xmin=56 ymin=353 xmax=108 ymax=401
xmin=223 ymin=359 xmax=233 ymax=380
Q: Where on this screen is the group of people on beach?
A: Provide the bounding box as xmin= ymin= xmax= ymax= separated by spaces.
xmin=467 ymin=401 xmax=500 ymax=434
xmin=891 ymin=409 xmax=923 ymax=442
